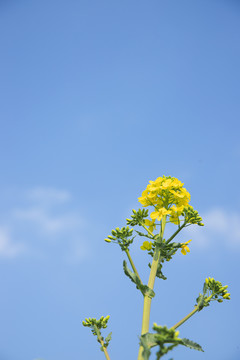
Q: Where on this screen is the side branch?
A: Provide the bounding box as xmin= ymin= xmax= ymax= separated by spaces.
xmin=171 ymin=306 xmax=199 ymax=330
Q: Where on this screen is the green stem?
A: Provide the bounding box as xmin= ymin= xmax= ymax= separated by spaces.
xmin=171 ymin=306 xmax=199 ymax=330
xmin=95 ymin=327 xmax=111 ymax=360
xmin=125 ymin=248 xmax=143 ymax=284
xmin=171 ymin=293 xmax=215 ymax=330
xmin=141 ymin=223 xmax=154 ymax=237
xmin=100 ymin=340 xmax=111 ymax=360
xmin=137 ymin=216 xmax=167 ymax=360
xmin=165 ymin=222 xmax=186 ymax=244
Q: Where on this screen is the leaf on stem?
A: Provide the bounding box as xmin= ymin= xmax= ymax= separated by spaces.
xmin=180 ymin=338 xmax=204 ymax=352
xmin=123 ymin=261 xmax=155 ymax=298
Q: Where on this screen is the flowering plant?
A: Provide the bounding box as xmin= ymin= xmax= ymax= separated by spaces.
xmin=83 ymin=176 xmax=230 ymax=360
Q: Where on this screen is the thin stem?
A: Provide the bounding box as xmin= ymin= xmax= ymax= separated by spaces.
xmin=125 ymin=248 xmax=143 ymax=284
xmin=141 ymin=223 xmax=154 ymax=237
xmin=171 ymin=293 xmax=215 ymax=330
xmin=165 ymin=222 xmax=186 ymax=244
xmin=171 ymin=306 xmax=199 ymax=330
xmin=100 ymin=340 xmax=111 ymax=360
xmin=95 ymin=327 xmax=111 ymax=360
xmin=137 ymin=216 xmax=167 ymax=360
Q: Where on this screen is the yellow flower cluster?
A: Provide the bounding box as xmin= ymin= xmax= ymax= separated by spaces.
xmin=138 ymin=176 xmax=191 ymax=225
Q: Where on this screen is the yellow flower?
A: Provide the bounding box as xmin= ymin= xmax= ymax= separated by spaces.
xmin=140 ymin=241 xmax=152 ymax=251
xmin=138 ymin=176 xmax=191 ymax=214
xmin=181 ymin=240 xmax=192 ymax=255
xmin=169 ymin=213 xmax=180 ymax=225
xmin=144 ymin=219 xmax=156 ymax=232
xmin=150 ymin=208 xmax=170 ymax=221
xmin=161 ymin=178 xmax=173 ymax=189
xmin=170 ymin=204 xmax=185 ymax=215
xmin=138 ymin=189 xmax=152 ymax=207
xmin=171 ymin=178 xmax=184 ymax=188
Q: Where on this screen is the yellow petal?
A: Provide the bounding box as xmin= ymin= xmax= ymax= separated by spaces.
xmin=181 ymin=248 xmax=187 ymax=255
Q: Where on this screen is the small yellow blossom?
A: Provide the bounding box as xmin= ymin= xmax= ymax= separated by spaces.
xmin=150 ymin=208 xmax=170 ymax=221
xmin=181 ymin=240 xmax=192 ymax=255
xmin=140 ymin=241 xmax=152 ymax=251
xmin=169 ymin=213 xmax=180 ymax=225
xmin=144 ymin=219 xmax=156 ymax=232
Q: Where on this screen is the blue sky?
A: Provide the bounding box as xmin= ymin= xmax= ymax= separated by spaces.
xmin=0 ymin=1 xmax=239 ymax=359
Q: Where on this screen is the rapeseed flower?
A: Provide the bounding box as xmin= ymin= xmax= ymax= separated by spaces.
xmin=140 ymin=241 xmax=153 ymax=251
xmin=181 ymin=240 xmax=192 ymax=255
xmin=144 ymin=219 xmax=156 ymax=232
xmin=138 ymin=176 xmax=191 ymax=224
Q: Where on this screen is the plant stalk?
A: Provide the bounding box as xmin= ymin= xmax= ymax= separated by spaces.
xmin=137 ymin=216 xmax=167 ymax=360
xmin=100 ymin=340 xmax=111 ymax=360
xmin=125 ymin=248 xmax=143 ymax=284
xmin=95 ymin=327 xmax=111 ymax=360
xmin=171 ymin=306 xmax=199 ymax=330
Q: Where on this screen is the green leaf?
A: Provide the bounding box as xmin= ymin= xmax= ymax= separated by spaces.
xmin=104 ymin=332 xmax=112 ymax=348
xmin=180 ymin=338 xmax=204 ymax=352
xmin=139 ymin=333 xmax=152 ymax=360
xmin=140 ymin=332 xmax=178 ymax=359
xmin=148 ymin=262 xmax=167 ymax=280
xmin=156 ymin=262 xmax=167 ymax=280
xmin=140 ymin=326 xmax=203 ymax=359
xmin=196 ymin=293 xmax=205 ymax=310
xmin=123 ymin=261 xmax=155 ymax=298
xmin=203 ymin=282 xmax=208 ymax=296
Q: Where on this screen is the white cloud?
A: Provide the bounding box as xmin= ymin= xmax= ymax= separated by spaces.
xmin=27 ymin=187 xmax=71 ymax=205
xmin=0 ymin=227 xmax=24 ymax=258
xmin=14 ymin=207 xmax=82 ymax=235
xmin=184 ymin=208 xmax=240 ymax=250
xmin=0 ymin=187 xmax=87 ymax=260
xmin=12 ymin=186 xmax=84 ymax=236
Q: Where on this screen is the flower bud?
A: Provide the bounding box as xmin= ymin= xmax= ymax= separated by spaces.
xmin=223 ymin=293 xmax=230 ymax=298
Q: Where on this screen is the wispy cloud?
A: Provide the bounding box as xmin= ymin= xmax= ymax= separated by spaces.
xmin=0 ymin=187 xmax=87 ymax=261
xmin=27 ymin=187 xmax=71 ymax=205
xmin=13 ymin=187 xmax=83 ymax=235
xmin=14 ymin=207 xmax=82 ymax=235
xmin=184 ymin=208 xmax=240 ymax=250
xmin=0 ymin=227 xmax=24 ymax=258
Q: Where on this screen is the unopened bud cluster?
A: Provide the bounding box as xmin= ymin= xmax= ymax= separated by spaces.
xmin=205 ymin=277 xmax=230 ymax=301
xmin=104 ymin=226 xmax=134 ymax=251
xmin=126 ymin=208 xmax=149 ymax=226
xmin=184 ymin=206 xmax=204 ymax=226
xmin=82 ymin=316 xmax=110 ymax=335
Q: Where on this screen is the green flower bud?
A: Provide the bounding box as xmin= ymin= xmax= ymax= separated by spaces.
xmin=223 ymin=293 xmax=230 ymax=298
